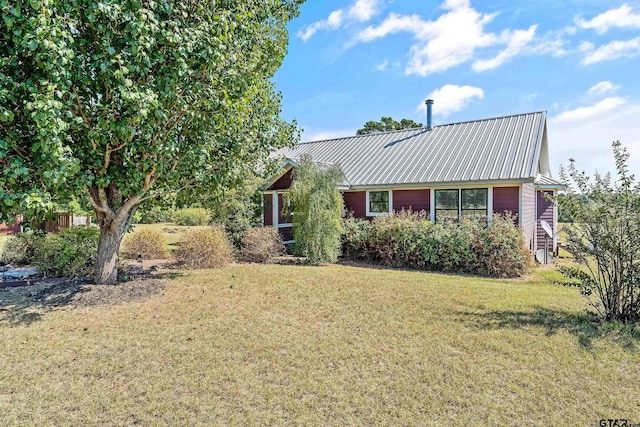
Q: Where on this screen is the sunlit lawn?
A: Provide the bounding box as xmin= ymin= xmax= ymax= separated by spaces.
xmin=1 ymin=264 xmax=638 ymax=425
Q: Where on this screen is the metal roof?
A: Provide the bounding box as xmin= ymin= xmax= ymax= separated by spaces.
xmin=535 ymin=173 xmax=564 ymax=188
xmin=275 ymin=111 xmax=552 ymax=188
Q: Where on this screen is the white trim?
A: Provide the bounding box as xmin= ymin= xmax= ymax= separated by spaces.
xmin=553 ymin=189 xmax=558 ymax=252
xmin=518 ymin=184 xmax=523 ymax=228
xmin=347 ymin=180 xmax=529 ymax=191
xmin=366 ymin=190 xmax=393 ymax=216
xmin=283 ymin=240 xmax=294 ymax=245
xmin=429 ymin=188 xmax=435 ymax=222
xmin=276 ymin=223 xmax=292 ymax=229
xmin=487 ymin=187 xmax=494 ymax=226
xmin=272 ymin=191 xmax=279 ymax=227
xmin=533 ymin=188 xmax=538 ymax=250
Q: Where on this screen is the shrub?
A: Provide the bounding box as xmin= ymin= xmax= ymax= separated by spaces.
xmin=175 ymin=227 xmax=234 ymax=269
xmin=240 ymin=227 xmax=285 ymax=263
xmin=135 ymin=205 xmax=176 ymax=224
xmin=341 ymin=211 xmax=530 ymax=278
xmin=284 ymin=155 xmax=344 ymax=264
xmin=558 ymin=141 xmax=640 ymax=323
xmin=33 ymin=227 xmax=99 ymax=277
xmin=209 ymin=184 xmax=263 ymax=249
xmin=341 ymin=217 xmax=374 ymax=261
xmin=2 ymin=231 xmax=46 ymax=265
xmin=121 ymin=228 xmax=169 ymax=259
xmin=173 ymin=208 xmax=211 ymax=226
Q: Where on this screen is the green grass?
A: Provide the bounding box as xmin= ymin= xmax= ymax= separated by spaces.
xmin=1 ymin=264 xmax=639 ymax=425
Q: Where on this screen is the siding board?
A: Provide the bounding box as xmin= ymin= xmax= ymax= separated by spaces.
xmin=343 ymin=191 xmax=367 ymax=219
xmin=521 ymin=183 xmax=536 ymax=250
xmin=493 ymin=187 xmax=519 ymax=223
xmin=536 ymin=190 xmax=554 ymax=250
xmin=268 ymin=169 xmax=293 ymax=191
xmin=263 ymin=194 xmax=273 ymax=226
xmin=392 ymin=189 xmax=430 ymax=214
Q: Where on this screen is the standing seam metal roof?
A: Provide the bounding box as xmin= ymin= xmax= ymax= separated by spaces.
xmin=276 ymin=111 xmax=549 ymax=187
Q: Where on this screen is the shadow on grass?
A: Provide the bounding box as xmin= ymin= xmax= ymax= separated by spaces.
xmin=0 ymin=272 xmax=179 ymax=326
xmin=457 ymin=307 xmax=640 ymax=350
xmin=0 ymin=279 xmax=90 ymax=326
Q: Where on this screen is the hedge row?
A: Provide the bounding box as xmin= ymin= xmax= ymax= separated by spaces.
xmin=341 ymin=210 xmax=531 ymax=278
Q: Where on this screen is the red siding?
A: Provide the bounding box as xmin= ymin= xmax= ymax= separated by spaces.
xmin=536 ymin=190 xmax=554 ymax=250
xmin=278 ymin=226 xmax=293 ymax=242
xmin=0 ymin=218 xmax=21 ymax=235
xmin=392 ymin=189 xmax=430 ymax=214
xmin=278 ymin=194 xmax=293 ymax=224
xmin=263 ymin=194 xmax=273 ymax=226
xmin=493 ymin=187 xmax=520 ymax=223
xmin=268 ymin=169 xmax=293 ymax=191
xmin=343 ymin=191 xmax=367 ymax=219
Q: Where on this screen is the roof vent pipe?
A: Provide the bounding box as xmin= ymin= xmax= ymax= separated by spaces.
xmin=425 ymin=99 xmax=434 ymax=130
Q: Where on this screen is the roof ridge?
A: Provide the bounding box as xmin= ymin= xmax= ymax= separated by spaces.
xmin=299 ymin=110 xmax=547 ymax=145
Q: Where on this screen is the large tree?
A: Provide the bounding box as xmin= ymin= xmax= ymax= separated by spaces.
xmin=0 ymin=0 xmax=302 ymax=283
xmin=356 ymin=116 xmax=422 ymax=135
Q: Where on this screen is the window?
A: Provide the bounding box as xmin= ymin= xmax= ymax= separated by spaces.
xmin=367 ymin=191 xmax=390 ymax=215
xmin=462 ymin=188 xmax=488 ymax=219
xmin=435 ymin=188 xmax=488 ymax=222
xmin=435 ymin=189 xmax=459 ymax=222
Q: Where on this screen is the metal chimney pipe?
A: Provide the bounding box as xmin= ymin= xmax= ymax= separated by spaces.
xmin=425 ymin=99 xmax=434 ymax=130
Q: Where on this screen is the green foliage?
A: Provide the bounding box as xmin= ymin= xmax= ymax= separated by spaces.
xmin=2 ymin=231 xmax=46 ymax=265
xmin=0 ymin=0 xmax=303 ymax=282
xmin=558 ymin=141 xmax=640 ymax=323
xmin=342 ymin=211 xmax=530 ymax=278
xmin=284 ymin=156 xmax=344 ymax=264
xmin=134 ymin=205 xmax=176 ymax=224
xmin=173 ymin=208 xmax=211 ymax=227
xmin=209 ymin=181 xmax=263 ymax=248
xmin=33 ymin=227 xmax=99 ymax=277
xmin=356 ymin=117 xmax=423 ymax=135
xmin=121 ymin=228 xmax=168 ymax=260
xmin=175 ymin=227 xmax=234 ymax=269
xmin=240 ymin=227 xmax=284 ymax=263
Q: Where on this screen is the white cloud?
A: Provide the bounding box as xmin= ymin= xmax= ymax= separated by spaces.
xmin=579 ymin=41 xmax=595 ymax=52
xmin=417 ymin=84 xmax=484 ymax=117
xmin=575 ymin=4 xmax=640 ymax=34
xmin=587 ymin=81 xmax=620 ymax=96
xmin=581 ymin=37 xmax=640 ymax=65
xmin=473 ymin=25 xmax=537 ymax=71
xmin=298 ymin=0 xmax=381 ymax=41
xmin=349 ymin=0 xmax=380 ymax=22
xmin=375 ymin=59 xmax=389 ymax=71
xmin=356 ymin=0 xmax=543 ymax=76
xmin=304 ymin=129 xmax=356 ymax=142
xmin=298 ymin=10 xmax=344 ymax=42
xmin=552 ymin=97 xmax=627 ymax=124
xmin=548 ymin=105 xmax=640 ymax=177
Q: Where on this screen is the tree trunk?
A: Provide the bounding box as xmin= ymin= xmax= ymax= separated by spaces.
xmin=94 ymin=208 xmax=134 ymax=285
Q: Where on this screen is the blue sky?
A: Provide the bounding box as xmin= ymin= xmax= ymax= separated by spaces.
xmin=273 ymin=0 xmax=640 ymax=177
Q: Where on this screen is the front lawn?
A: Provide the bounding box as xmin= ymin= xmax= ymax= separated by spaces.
xmin=0 ymin=264 xmax=638 ymax=425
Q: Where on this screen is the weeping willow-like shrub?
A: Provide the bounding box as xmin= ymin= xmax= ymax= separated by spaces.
xmin=283 ymin=155 xmax=344 ymax=264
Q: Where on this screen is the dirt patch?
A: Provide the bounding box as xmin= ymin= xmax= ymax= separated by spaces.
xmin=1 ymin=277 xmax=168 ymax=310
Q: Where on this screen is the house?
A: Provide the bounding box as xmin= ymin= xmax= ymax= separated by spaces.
xmin=0 ymin=212 xmax=92 ymax=235
xmin=264 ymin=105 xmax=563 ymax=254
